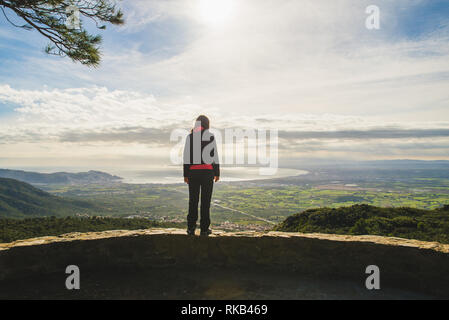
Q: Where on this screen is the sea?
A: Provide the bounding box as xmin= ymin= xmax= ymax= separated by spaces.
xmin=4 ymin=166 xmax=308 ymax=184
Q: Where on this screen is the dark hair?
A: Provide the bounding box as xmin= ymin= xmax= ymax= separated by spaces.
xmin=194 ymin=115 xmax=210 ymax=130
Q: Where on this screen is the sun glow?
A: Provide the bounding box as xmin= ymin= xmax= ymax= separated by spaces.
xmin=196 ymin=0 xmax=236 ymax=26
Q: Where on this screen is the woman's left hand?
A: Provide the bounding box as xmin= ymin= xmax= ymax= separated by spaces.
xmin=214 ymin=176 xmax=220 ymax=182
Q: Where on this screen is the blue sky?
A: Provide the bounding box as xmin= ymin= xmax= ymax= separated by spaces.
xmin=395 ymin=0 xmax=449 ymax=39
xmin=0 ymin=0 xmax=449 ymax=169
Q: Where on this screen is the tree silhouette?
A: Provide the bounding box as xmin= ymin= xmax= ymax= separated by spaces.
xmin=0 ymin=0 xmax=124 ymax=66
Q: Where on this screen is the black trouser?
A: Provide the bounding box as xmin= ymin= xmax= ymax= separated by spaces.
xmin=187 ymin=171 xmax=214 ymax=232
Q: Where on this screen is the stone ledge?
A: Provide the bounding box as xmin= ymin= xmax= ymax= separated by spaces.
xmin=0 ymin=228 xmax=448 ymax=298
xmin=1 ymin=228 xmax=448 ymax=253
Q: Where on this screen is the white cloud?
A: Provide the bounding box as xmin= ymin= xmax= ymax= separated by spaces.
xmin=0 ymin=84 xmax=448 ymax=166
xmin=0 ymin=84 xmax=201 ymax=128
xmin=69 ymin=0 xmax=449 ymax=122
xmin=3 ymin=0 xmax=449 ymax=121
xmin=1 ymin=0 xmax=449 ymax=167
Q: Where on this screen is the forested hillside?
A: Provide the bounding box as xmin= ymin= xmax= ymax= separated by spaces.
xmin=0 ymin=178 xmax=95 ymax=218
xmin=275 ymin=204 xmax=449 ymax=244
xmin=0 ymin=216 xmax=182 ymax=243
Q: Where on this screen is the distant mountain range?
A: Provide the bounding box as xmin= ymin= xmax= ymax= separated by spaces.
xmin=0 ymin=178 xmax=96 ymax=218
xmin=281 ymin=159 xmax=449 ymax=170
xmin=0 ymin=169 xmax=122 ymax=185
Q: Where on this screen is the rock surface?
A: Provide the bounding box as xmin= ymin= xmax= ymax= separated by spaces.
xmin=0 ymin=228 xmax=448 ymax=299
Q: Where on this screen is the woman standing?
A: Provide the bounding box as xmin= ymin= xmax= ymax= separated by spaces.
xmin=183 ymin=115 xmax=220 ymax=236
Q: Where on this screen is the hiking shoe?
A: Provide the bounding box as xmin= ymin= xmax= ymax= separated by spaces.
xmin=200 ymin=229 xmax=212 ymax=237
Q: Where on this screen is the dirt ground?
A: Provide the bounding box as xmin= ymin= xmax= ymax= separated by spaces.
xmin=0 ymin=266 xmax=436 ymax=300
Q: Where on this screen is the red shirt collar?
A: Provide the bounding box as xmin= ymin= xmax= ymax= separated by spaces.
xmin=193 ymin=126 xmax=204 ymax=132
